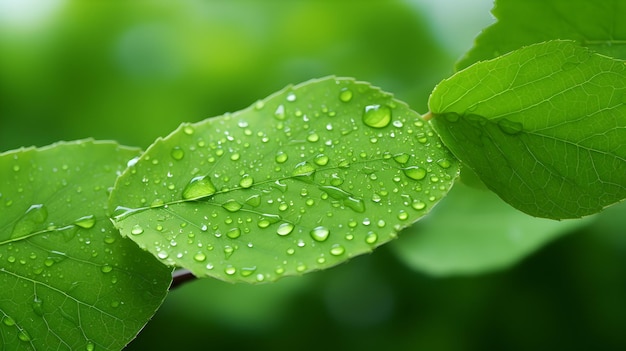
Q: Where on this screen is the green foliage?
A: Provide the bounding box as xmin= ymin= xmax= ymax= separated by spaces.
xmin=1 ymin=1 xmax=626 ymax=350
xmin=0 ymin=140 xmax=171 ymax=350
xmin=429 ymin=40 xmax=626 ymax=218
xmin=390 ymin=182 xmax=591 ymax=276
xmin=109 ymin=77 xmax=459 ymax=283
xmin=457 ymin=0 xmax=626 ymax=69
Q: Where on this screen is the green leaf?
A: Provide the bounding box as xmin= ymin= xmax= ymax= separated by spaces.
xmin=429 ymin=40 xmax=626 ymax=219
xmin=390 ymin=182 xmax=591 ymax=276
xmin=109 ymin=76 xmax=459 ymax=283
xmin=458 ymin=0 xmax=626 ymax=70
xmin=0 ymin=140 xmax=172 ymax=351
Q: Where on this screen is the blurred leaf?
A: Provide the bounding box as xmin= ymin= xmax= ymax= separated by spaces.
xmin=390 ymin=182 xmax=591 ymax=276
xmin=0 ymin=140 xmax=171 ymax=351
xmin=109 ymin=77 xmax=459 ymax=283
xmin=457 ymin=0 xmax=626 ymax=69
xmin=429 ymin=40 xmax=626 ymax=219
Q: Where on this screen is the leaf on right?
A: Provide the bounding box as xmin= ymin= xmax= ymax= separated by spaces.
xmin=429 ymin=40 xmax=626 ymax=219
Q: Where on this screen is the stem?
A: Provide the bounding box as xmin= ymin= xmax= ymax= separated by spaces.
xmin=422 ymin=111 xmax=433 ymax=121
xmin=170 ymin=269 xmax=197 ymax=289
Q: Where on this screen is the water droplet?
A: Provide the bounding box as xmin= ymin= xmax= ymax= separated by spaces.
xmin=170 ymin=146 xmax=185 ymax=160
xmin=307 ymin=133 xmax=319 ymax=142
xmin=230 ymin=153 xmax=241 ymax=161
xmin=339 ymin=88 xmax=353 ymax=102
xmin=314 ymin=154 xmax=329 ymax=166
xmin=365 ymin=232 xmax=378 ymax=244
xmin=74 ymin=215 xmax=96 ymax=229
xmin=403 ymin=166 xmax=427 ymax=180
xmin=101 ymin=265 xmax=113 ymax=273
xmin=497 ymin=119 xmax=523 ymax=135
xmin=239 ymin=175 xmax=254 ymax=188
xmin=86 ymin=341 xmax=95 ymax=351
xmin=276 ymin=222 xmax=294 ymax=236
xmin=412 ymin=201 xmax=426 ymax=210
xmin=182 ymin=176 xmax=216 ymax=200
xmin=275 ymin=151 xmax=288 ymax=164
xmin=18 ymin=329 xmax=31 ymax=342
xmin=286 ymin=92 xmax=297 ymax=102
xmin=363 ymin=104 xmax=392 ymax=128
xmin=11 ymin=204 xmax=48 ymax=239
xmin=225 ymin=266 xmax=236 ymax=275
xmin=226 ymin=228 xmax=241 ymax=239
xmin=329 ymin=244 xmax=345 ymax=256
xmin=193 ymin=252 xmax=206 ymax=262
xmin=310 ymin=226 xmax=330 ymax=242
xmin=437 ymin=158 xmax=452 ymax=169
xmin=31 ymin=297 xmax=44 ymax=316
xmin=3 ymin=316 xmax=15 ymax=326
xmin=157 ymin=250 xmax=169 ymax=259
xmin=245 ymin=194 xmax=261 ymax=207
xmin=222 ymin=200 xmax=242 ymax=212
xmin=274 ymin=105 xmax=286 ymax=120
xmin=130 ymin=224 xmax=144 ymax=235
xmin=398 ymin=211 xmax=409 ymax=220
xmin=292 ymin=162 xmax=316 ymax=178
xmin=183 ymin=125 xmax=195 ymax=135
xmin=393 ymin=153 xmax=410 ymax=164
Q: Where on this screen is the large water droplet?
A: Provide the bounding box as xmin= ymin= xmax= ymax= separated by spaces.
xmin=339 ymin=88 xmax=353 ymax=102
xmin=130 ymin=224 xmax=144 ymax=235
xmin=329 ymin=244 xmax=345 ymax=256
xmin=245 ymin=194 xmax=261 ymax=207
xmin=171 ymin=146 xmax=185 ymax=160
xmin=403 ymin=166 xmax=427 ymax=180
xmin=182 ymin=175 xmax=216 ymax=200
xmin=74 ymin=215 xmax=96 ymax=229
xmin=292 ymin=162 xmax=316 ymax=179
xmin=222 ymin=200 xmax=242 ymax=212
xmin=32 ymin=297 xmax=44 ymax=316
xmin=11 ymin=204 xmax=48 ymax=239
xmin=365 ymin=232 xmax=378 ymax=244
xmin=276 ymin=222 xmax=295 ymax=236
xmin=363 ymin=104 xmax=392 ymax=128
xmin=310 ymin=226 xmax=330 ymax=242
xmin=274 ymin=105 xmax=286 ymax=120
xmin=314 ymin=154 xmax=329 ymax=166
xmin=239 ymin=175 xmax=254 ymax=188
xmin=227 ymin=228 xmax=241 ymax=239
xmin=193 ymin=252 xmax=207 ymax=262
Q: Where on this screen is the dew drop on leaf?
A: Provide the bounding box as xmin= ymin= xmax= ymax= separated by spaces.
xmin=339 ymin=88 xmax=353 ymax=102
xmin=329 ymin=244 xmax=345 ymax=256
xmin=11 ymin=204 xmax=48 ymax=238
xmin=171 ymin=146 xmax=185 ymax=160
xmin=239 ymin=174 xmax=254 ymax=188
xmin=310 ymin=226 xmax=330 ymax=242
xmin=193 ymin=252 xmax=206 ymax=262
xmin=226 ymin=228 xmax=241 ymax=239
xmin=362 ymin=104 xmax=392 ymax=128
xmin=222 ymin=200 xmax=242 ymax=212
xmin=403 ymin=166 xmax=427 ymax=180
xmin=365 ymin=232 xmax=378 ymax=244
xmin=74 ymin=215 xmax=96 ymax=229
xmin=292 ymin=162 xmax=316 ymax=177
xmin=130 ymin=224 xmax=144 ymax=235
xmin=276 ymin=222 xmax=295 ymax=236
xmin=275 ymin=151 xmax=288 ymax=163
xmin=182 ymin=175 xmax=216 ymax=200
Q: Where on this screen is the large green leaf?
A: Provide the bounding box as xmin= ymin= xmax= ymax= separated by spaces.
xmin=109 ymin=76 xmax=459 ymax=283
xmin=458 ymin=0 xmax=626 ymax=70
xmin=429 ymin=40 xmax=626 ymax=219
xmin=390 ymin=182 xmax=591 ymax=276
xmin=0 ymin=140 xmax=171 ymax=351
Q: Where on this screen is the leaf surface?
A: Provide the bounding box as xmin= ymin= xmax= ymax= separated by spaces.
xmin=109 ymin=77 xmax=459 ymax=283
xmin=0 ymin=140 xmax=172 ymax=351
xmin=390 ymin=182 xmax=591 ymax=276
xmin=429 ymin=40 xmax=626 ymax=219
xmin=458 ymin=0 xmax=626 ymax=70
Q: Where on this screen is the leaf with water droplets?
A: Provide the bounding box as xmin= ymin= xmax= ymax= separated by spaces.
xmin=109 ymin=76 xmax=459 ymax=283
xmin=429 ymin=41 xmax=626 ymax=219
xmin=0 ymin=140 xmax=172 ymax=350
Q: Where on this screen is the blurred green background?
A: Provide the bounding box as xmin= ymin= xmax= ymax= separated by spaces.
xmin=2 ymin=0 xmax=626 ymax=350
